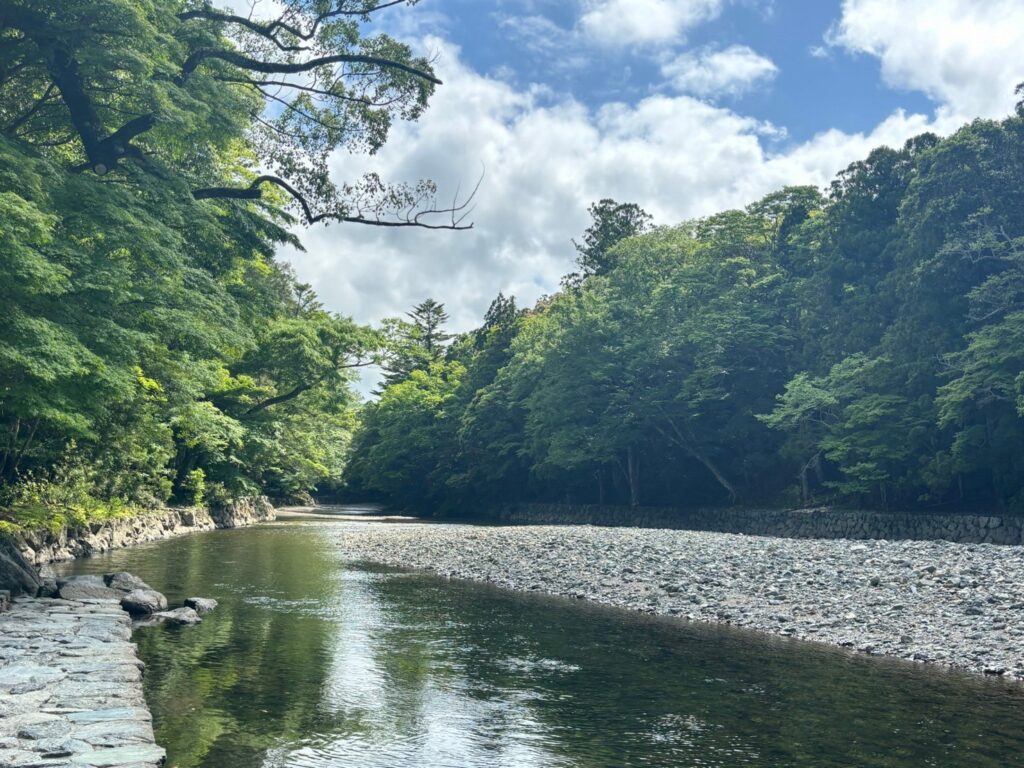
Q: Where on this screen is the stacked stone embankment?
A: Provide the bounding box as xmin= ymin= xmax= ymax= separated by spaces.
xmin=0 ymin=569 xmax=217 ymax=766
xmin=492 ymin=503 xmax=1024 ymax=545
xmin=15 ymin=496 xmax=276 ymax=566
xmin=333 ymin=523 xmax=1024 ymax=681
xmin=0 ymin=595 xmax=165 ymax=768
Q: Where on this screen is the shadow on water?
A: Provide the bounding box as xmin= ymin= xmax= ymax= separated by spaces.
xmin=61 ymin=522 xmax=1024 ymax=768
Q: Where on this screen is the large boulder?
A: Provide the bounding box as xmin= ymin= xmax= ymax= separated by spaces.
xmin=0 ymin=534 xmax=42 ymax=597
xmin=121 ymin=588 xmax=168 ymax=615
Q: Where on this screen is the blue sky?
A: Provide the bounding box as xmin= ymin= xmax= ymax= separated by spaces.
xmin=405 ymin=0 xmax=935 ymax=144
xmin=271 ymin=0 xmax=1024 ymax=398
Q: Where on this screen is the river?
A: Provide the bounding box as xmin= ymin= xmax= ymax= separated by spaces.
xmin=60 ymin=520 xmax=1024 ymax=768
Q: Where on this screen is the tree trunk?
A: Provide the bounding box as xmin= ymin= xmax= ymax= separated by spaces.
xmin=799 ymin=451 xmax=822 ymax=505
xmin=626 ymin=446 xmax=640 ymax=508
xmin=1 ymin=418 xmax=19 ymax=481
xmin=9 ymin=419 xmax=39 ymax=476
xmin=687 ymin=445 xmax=738 ymax=503
xmin=659 ymin=415 xmax=738 ymax=503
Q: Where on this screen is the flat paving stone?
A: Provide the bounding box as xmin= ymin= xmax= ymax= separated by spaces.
xmin=69 ymin=744 xmax=166 ymax=766
xmin=65 ymin=711 xmax=150 ymax=725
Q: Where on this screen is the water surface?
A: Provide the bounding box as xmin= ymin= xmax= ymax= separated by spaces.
xmin=63 ymin=522 xmax=1024 ymax=768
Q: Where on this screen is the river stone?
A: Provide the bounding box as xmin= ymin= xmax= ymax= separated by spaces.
xmin=103 ymin=572 xmax=151 ymax=593
xmin=37 ymin=577 xmax=60 ymax=598
xmin=153 ymin=607 xmax=202 ymax=625
xmin=184 ymin=597 xmax=217 ymax=613
xmin=59 ymin=583 xmax=123 ymax=601
xmin=120 ymin=589 xmax=167 ymax=615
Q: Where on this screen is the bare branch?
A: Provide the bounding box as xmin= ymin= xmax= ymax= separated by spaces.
xmin=177 ymin=1 xmax=407 ymax=46
xmin=192 ymin=173 xmax=478 ymax=230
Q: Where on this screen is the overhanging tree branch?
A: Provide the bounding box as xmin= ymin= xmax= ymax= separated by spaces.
xmin=179 ymin=49 xmax=441 ymax=86
xmin=192 ymin=172 xmax=479 ymax=230
xmin=243 ymin=359 xmax=375 ymax=415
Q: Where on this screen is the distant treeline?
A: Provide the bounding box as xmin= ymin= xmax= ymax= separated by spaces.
xmin=346 ymin=107 xmax=1024 ymax=513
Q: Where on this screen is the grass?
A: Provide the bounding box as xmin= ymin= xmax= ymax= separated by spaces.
xmin=0 ymin=490 xmax=146 ymax=536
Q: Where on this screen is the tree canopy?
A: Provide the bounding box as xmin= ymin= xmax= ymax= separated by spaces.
xmin=349 ymin=108 xmax=1024 ymax=515
xmin=0 ymin=0 xmax=456 ymax=526
xmin=0 ymin=0 xmax=474 ymax=228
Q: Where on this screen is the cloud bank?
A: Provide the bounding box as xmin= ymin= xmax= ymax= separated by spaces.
xmin=279 ymin=0 xmax=1024 ymax=347
xmin=831 ymin=0 xmax=1024 ymax=120
xmin=285 ymin=37 xmax=964 ymax=336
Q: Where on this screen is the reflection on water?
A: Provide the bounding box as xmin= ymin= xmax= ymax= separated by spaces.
xmin=62 ymin=522 xmax=1024 ymax=768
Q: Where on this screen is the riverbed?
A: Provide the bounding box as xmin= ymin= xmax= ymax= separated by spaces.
xmin=59 ymin=519 xmax=1024 ymax=768
xmin=332 ymin=520 xmax=1024 ymax=680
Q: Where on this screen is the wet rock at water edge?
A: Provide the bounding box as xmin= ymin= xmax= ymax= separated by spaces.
xmin=104 ymin=571 xmax=152 ymax=593
xmin=184 ymin=597 xmax=218 ymax=614
xmin=0 ymin=533 xmax=42 ymax=597
xmin=120 ymin=588 xmax=168 ymax=615
xmin=58 ymin=577 xmax=123 ymax=602
xmin=152 ymin=607 xmax=202 ymax=625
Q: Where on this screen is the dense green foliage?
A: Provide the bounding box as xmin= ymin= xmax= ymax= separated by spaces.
xmin=0 ymin=0 xmax=446 ymax=524
xmin=349 ymin=109 xmax=1024 ymax=513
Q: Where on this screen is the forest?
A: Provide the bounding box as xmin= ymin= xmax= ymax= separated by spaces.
xmin=2 ymin=1 xmax=1024 ymax=528
xmin=348 ymin=100 xmax=1024 ymax=514
xmin=0 ymin=0 xmax=460 ymax=529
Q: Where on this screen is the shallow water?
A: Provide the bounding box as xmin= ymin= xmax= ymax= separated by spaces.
xmin=62 ymin=522 xmax=1024 ymax=768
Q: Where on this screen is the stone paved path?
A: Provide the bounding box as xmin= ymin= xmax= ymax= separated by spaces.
xmin=0 ymin=597 xmax=164 ymax=768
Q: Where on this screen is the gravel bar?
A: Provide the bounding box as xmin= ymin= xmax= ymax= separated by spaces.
xmin=332 ymin=523 xmax=1024 ymax=680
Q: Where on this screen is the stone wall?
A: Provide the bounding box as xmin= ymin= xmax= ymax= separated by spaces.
xmin=15 ymin=497 xmax=276 ymax=566
xmin=490 ymin=503 xmax=1024 ymax=545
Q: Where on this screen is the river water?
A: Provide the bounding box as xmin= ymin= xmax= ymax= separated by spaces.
xmin=61 ymin=521 xmax=1024 ymax=768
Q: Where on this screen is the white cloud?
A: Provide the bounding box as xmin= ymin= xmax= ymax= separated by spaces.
xmin=579 ymin=0 xmax=725 ymax=46
xmin=661 ymin=45 xmax=778 ymax=97
xmin=831 ymin=0 xmax=1024 ymax=119
xmin=283 ymin=38 xmax=957 ymax=345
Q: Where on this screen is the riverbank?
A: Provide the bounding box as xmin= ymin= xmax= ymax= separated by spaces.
xmin=0 ymin=595 xmax=164 ymax=767
xmin=332 ymin=523 xmax=1024 ymax=681
xmin=14 ymin=497 xmax=276 ymax=567
xmin=486 ymin=503 xmax=1024 ymax=545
